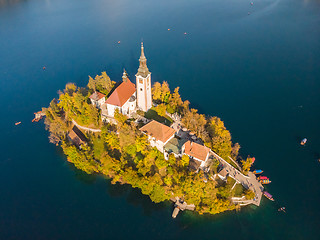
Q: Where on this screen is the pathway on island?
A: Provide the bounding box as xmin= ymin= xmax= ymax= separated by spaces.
xmin=72 ymin=119 xmax=101 ymax=133
xmin=211 ymin=151 xmax=264 ymax=206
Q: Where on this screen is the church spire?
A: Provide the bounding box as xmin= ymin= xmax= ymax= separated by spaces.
xmin=122 ymin=68 xmax=128 ymax=82
xmin=136 ymin=42 xmax=150 ymax=78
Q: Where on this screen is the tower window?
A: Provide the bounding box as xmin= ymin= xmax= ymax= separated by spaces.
xmin=139 ymin=79 xmax=143 ymax=84
xmin=140 ymin=88 xmax=143 ymax=91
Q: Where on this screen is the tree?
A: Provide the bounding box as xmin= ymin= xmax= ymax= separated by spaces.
xmin=181 ymin=108 xmax=207 ymax=137
xmin=180 ymin=155 xmax=190 ymax=167
xmin=161 ymin=81 xmax=171 ymax=103
xmin=168 ymin=154 xmax=176 ymax=166
xmin=64 ymin=83 xmax=77 ymax=95
xmin=244 ymin=189 xmax=255 ymax=200
xmin=114 ymin=109 xmax=128 ymax=127
xmin=100 ymin=71 xmax=113 ymax=91
xmin=87 ymin=72 xmax=114 ymax=95
xmin=168 ymin=87 xmax=183 ymax=113
xmin=87 ymin=76 xmax=96 ymax=91
xmin=152 ymin=82 xmax=162 ymax=102
xmin=207 ymin=117 xmax=232 ymax=160
xmin=241 ymin=157 xmax=254 ymax=174
xmin=104 ymin=132 xmax=120 ymax=150
xmin=231 ymin=143 xmax=241 ymax=159
xmin=155 ymin=103 xmax=167 ymax=117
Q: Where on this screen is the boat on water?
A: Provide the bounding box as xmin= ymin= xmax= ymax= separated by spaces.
xmin=260 ymin=179 xmax=271 ymax=184
xmin=301 ymin=138 xmax=307 ymax=145
xmin=253 ymin=169 xmax=263 ymax=174
xmin=278 ymin=207 xmax=286 ymax=213
xmin=258 ymin=176 xmax=269 ymax=180
xmin=15 ymin=122 xmax=21 ymax=125
xmin=263 ymin=191 xmax=274 ymax=201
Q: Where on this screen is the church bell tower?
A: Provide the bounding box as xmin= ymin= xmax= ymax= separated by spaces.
xmin=136 ymin=42 xmax=152 ymax=112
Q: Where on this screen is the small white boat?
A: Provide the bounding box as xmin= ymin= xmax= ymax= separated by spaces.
xmin=301 ymin=138 xmax=307 ymax=145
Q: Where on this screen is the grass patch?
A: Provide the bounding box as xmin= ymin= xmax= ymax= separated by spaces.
xmin=92 ymin=137 xmax=105 ymax=159
xmin=144 ymin=108 xmax=173 ymax=126
xmin=226 ymin=176 xmax=236 ymax=187
xmin=233 ymin=184 xmax=245 ymax=197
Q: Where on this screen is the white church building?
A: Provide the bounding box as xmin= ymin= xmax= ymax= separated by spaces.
xmin=90 ymin=43 xmax=153 ymax=119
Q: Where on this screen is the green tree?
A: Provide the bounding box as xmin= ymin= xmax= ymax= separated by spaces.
xmin=168 ymin=154 xmax=176 ymax=166
xmin=207 ymin=117 xmax=232 ymax=160
xmin=181 ymin=108 xmax=207 ymax=138
xmin=161 ymin=81 xmax=171 ymax=103
xmin=180 ymin=155 xmax=190 ymax=167
xmin=155 ymin=103 xmax=167 ymax=117
xmin=152 ymin=82 xmax=162 ymax=102
xmin=244 ymin=189 xmax=255 ymax=200
xmin=241 ymin=157 xmax=254 ymax=174
xmin=114 ymin=109 xmax=128 ymax=127
xmin=87 ymin=76 xmax=96 ymax=91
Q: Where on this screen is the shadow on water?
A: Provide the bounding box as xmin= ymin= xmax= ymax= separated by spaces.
xmin=73 ymin=167 xmax=97 ymax=184
xmin=55 ymin=146 xmax=98 ymax=185
xmin=126 ymin=187 xmax=168 ymax=215
xmin=105 ymin=180 xmax=168 ymax=216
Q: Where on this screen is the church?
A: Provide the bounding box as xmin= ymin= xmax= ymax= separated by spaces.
xmin=90 ymin=43 xmax=153 ymax=120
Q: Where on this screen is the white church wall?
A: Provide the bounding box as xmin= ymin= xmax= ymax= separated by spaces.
xmin=136 ymin=74 xmax=152 ymax=112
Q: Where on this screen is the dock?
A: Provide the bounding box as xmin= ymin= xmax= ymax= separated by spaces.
xmin=170 ymin=197 xmax=195 ymax=218
xmin=32 ymin=111 xmax=45 ymax=122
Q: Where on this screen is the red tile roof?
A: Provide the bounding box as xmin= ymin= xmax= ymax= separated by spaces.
xmin=184 ymin=141 xmax=210 ymax=162
xmin=139 ymin=120 xmax=176 ymax=143
xmin=106 ymin=78 xmax=136 ymax=107
xmin=89 ymin=91 xmax=106 ymax=101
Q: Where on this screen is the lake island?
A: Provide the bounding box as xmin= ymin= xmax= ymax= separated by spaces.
xmin=44 ymin=43 xmax=265 ymax=217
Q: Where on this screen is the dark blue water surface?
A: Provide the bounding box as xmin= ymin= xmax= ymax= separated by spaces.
xmin=1 ymin=0 xmax=320 ymax=239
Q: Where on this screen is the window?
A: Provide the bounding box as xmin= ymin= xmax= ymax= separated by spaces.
xmin=140 ymin=88 xmax=143 ymax=91
xmin=139 ymin=79 xmax=143 ymax=84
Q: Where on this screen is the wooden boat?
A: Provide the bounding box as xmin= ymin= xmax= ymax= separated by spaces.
xmin=260 ymin=179 xmax=271 ymax=184
xmin=15 ymin=122 xmax=21 ymax=125
xmin=253 ymin=169 xmax=263 ymax=174
xmin=258 ymin=176 xmax=269 ymax=180
xmin=263 ymin=191 xmax=274 ymax=201
xmin=301 ymin=138 xmax=307 ymax=145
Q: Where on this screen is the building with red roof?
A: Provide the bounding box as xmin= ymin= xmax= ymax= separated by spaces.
xmin=89 ymin=91 xmax=106 ymax=109
xmin=140 ymin=120 xmax=176 ymax=153
xmin=182 ymin=141 xmax=210 ymax=169
xmin=90 ymin=43 xmax=152 ymax=121
xmin=104 ymin=70 xmax=137 ymax=117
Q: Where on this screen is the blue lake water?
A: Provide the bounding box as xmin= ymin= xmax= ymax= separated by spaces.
xmin=0 ymin=0 xmax=320 ymax=239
